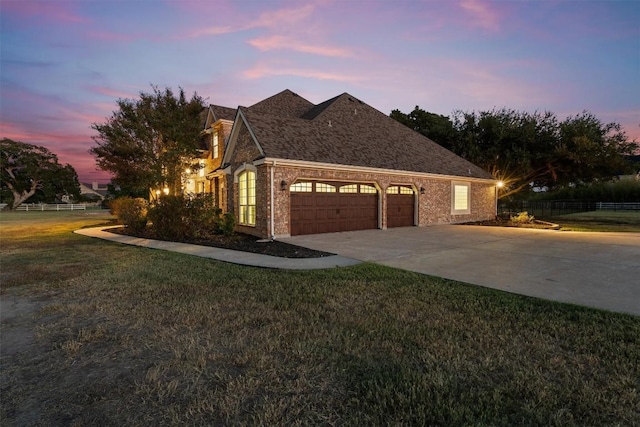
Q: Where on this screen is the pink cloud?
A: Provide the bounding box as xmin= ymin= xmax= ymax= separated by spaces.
xmin=243 ymin=63 xmax=361 ymax=83
xmin=1 ymin=0 xmax=90 ymax=24
xmin=459 ymin=0 xmax=502 ymax=32
xmin=87 ymin=85 xmax=137 ymax=100
xmin=179 ymin=25 xmax=237 ymax=39
xmin=87 ymin=30 xmax=143 ymax=42
xmin=252 ymin=3 xmax=317 ymax=29
xmin=178 ymin=2 xmax=319 ymax=40
xmin=247 ymin=35 xmax=351 ymax=57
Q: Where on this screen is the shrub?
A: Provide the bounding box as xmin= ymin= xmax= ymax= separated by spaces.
xmin=147 ymin=195 xmax=188 ymax=240
xmin=219 ymin=213 xmax=236 ymax=236
xmin=510 ymin=211 xmax=535 ymax=224
xmin=183 ymin=194 xmax=220 ymax=238
xmin=111 ymin=197 xmax=148 ymax=232
xmin=148 ymin=193 xmax=235 ymax=240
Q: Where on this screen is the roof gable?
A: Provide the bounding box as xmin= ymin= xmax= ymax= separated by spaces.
xmin=248 ymin=89 xmax=314 ymax=118
xmin=205 ymin=104 xmax=236 ymax=129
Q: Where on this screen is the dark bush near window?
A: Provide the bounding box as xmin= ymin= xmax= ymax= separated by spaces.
xmin=148 ymin=193 xmax=235 ymax=240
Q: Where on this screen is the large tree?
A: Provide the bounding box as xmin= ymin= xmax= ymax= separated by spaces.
xmin=0 ymin=138 xmax=81 ymax=210
xmin=90 ymin=86 xmax=205 ymax=197
xmin=452 ymin=109 xmax=637 ymax=196
xmin=391 ymin=107 xmax=638 ymax=198
xmin=390 ymin=107 xmax=457 ymax=151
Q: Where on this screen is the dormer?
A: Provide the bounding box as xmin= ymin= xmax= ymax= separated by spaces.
xmin=203 ymin=104 xmax=236 ymax=169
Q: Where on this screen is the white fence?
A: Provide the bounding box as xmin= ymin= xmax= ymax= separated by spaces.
xmin=0 ymin=203 xmax=87 ymax=211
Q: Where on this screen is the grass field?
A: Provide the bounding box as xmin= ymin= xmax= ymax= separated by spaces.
xmin=554 ymin=210 xmax=640 ymax=232
xmin=1 ymin=211 xmax=639 ymax=426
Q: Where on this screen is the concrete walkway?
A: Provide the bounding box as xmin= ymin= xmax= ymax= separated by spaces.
xmin=73 ymin=227 xmax=360 ymax=270
xmin=283 ymin=226 xmax=640 ymax=316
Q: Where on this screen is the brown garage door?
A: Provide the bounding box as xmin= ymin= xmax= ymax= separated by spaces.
xmin=290 ymin=182 xmax=378 ymax=236
xmin=387 ymin=185 xmax=415 ymax=228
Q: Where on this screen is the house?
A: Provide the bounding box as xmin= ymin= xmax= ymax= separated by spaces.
xmin=186 ymin=89 xmax=498 ymax=239
xmin=80 ymin=182 xmax=109 ymax=201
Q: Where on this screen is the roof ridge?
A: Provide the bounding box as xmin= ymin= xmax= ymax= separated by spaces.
xmin=301 ymin=93 xmax=359 ymax=120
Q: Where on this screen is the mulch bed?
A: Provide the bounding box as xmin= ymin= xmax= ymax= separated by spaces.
xmin=108 ymin=227 xmax=334 ymax=259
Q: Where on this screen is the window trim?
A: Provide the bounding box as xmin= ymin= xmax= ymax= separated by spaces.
xmin=451 ymin=181 xmax=471 ymax=215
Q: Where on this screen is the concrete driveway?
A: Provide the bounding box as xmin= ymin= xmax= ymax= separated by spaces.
xmin=283 ymin=226 xmax=640 ymax=316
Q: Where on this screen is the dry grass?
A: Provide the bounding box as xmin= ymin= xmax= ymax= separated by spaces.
xmin=1 ymin=211 xmax=639 ymax=426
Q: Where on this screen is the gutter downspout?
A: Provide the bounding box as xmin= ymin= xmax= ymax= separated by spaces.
xmin=270 ymin=160 xmax=275 ymax=240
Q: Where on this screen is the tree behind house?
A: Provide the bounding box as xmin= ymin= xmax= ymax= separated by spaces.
xmin=90 ymin=86 xmax=205 ymax=197
xmin=390 ymin=107 xmax=638 ymax=198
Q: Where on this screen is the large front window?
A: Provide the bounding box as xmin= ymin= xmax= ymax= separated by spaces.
xmin=238 ymin=170 xmax=256 ymax=226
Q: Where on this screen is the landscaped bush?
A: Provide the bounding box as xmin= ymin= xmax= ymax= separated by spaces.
xmin=219 ymin=212 xmax=236 ymax=236
xmin=110 ymin=197 xmax=148 ymax=232
xmin=147 ymin=193 xmax=236 ymax=240
xmin=510 ymin=211 xmax=535 ymax=224
xmin=147 ymin=195 xmax=189 ymax=240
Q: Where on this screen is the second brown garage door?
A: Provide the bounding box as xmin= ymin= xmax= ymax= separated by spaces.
xmin=386 ymin=185 xmax=415 ymax=228
xmin=290 ymin=181 xmax=378 ymax=236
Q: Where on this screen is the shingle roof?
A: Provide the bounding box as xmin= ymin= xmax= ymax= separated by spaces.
xmin=241 ymin=92 xmax=493 ymax=180
xmin=209 ymin=104 xmax=236 ymax=122
xmin=248 ymin=89 xmax=314 ymax=118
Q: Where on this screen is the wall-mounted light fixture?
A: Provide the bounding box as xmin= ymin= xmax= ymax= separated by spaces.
xmin=280 ymin=180 xmax=287 ymax=191
xmin=420 ymin=187 xmax=425 ymax=194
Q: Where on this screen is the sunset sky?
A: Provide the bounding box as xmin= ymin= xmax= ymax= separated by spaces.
xmin=1 ymin=0 xmax=638 ymax=184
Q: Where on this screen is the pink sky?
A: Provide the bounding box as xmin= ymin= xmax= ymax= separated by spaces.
xmin=1 ymin=0 xmax=638 ymax=183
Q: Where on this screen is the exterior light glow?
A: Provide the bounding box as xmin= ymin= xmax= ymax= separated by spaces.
xmin=185 ymin=168 xmax=191 ymax=175
xmin=497 ymin=181 xmax=504 ymax=188
xmin=163 ymin=187 xmax=169 ymax=195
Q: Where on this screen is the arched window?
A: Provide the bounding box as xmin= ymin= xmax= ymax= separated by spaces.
xmin=238 ymin=170 xmax=256 ymax=226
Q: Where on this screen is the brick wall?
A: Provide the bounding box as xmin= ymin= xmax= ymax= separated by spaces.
xmin=266 ymin=165 xmax=496 ymax=238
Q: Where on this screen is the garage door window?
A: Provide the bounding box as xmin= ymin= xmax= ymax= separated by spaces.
xmin=238 ymin=170 xmax=256 ymax=226
xmin=360 ymin=184 xmax=376 ymax=194
xmin=452 ymin=181 xmax=470 ymax=214
xmin=387 ymin=186 xmax=413 ymax=194
xmin=291 ymin=182 xmax=312 ymax=192
xmin=339 ymin=184 xmax=358 ymax=193
xmin=316 ymin=183 xmax=336 ymax=192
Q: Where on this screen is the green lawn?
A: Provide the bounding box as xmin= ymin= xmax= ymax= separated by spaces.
xmin=554 ymin=210 xmax=640 ymax=232
xmin=1 ymin=212 xmax=639 ymax=426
